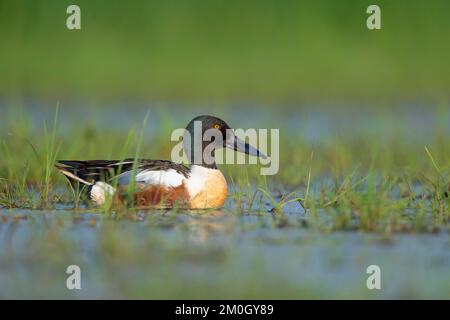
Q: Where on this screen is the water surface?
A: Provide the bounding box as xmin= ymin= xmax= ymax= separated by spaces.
xmin=0 ymin=208 xmax=449 ymax=299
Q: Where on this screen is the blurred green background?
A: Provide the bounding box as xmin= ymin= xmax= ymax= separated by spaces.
xmin=1 ymin=1 xmax=450 ymax=300
xmin=1 ymin=0 xmax=449 ymax=104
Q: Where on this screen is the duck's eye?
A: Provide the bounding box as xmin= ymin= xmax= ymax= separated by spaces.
xmin=213 ymin=124 xmax=220 ymax=129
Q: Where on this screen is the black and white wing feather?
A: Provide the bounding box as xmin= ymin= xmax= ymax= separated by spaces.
xmin=55 ymin=159 xmax=190 ymax=187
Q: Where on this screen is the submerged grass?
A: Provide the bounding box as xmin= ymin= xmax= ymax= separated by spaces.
xmin=0 ymin=105 xmax=449 ymax=233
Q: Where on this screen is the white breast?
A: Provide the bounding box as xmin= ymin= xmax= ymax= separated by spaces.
xmin=184 ymin=165 xmax=214 ymax=198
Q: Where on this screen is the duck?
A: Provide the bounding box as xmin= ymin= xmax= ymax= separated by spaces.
xmin=55 ymin=115 xmax=266 ymax=209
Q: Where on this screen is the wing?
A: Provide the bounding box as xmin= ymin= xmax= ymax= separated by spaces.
xmin=115 ymin=160 xmax=191 ymax=188
xmin=55 ymin=159 xmax=190 ymax=187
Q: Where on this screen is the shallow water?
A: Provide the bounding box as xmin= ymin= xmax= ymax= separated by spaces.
xmin=1 ymin=102 xmax=449 ymax=298
xmin=0 ymin=208 xmax=449 ymax=299
xmin=2 ymin=102 xmax=449 ymax=143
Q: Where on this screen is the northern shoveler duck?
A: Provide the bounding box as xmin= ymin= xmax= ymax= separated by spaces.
xmin=55 ymin=115 xmax=266 ymax=209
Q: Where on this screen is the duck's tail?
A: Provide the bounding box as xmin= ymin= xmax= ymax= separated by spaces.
xmin=55 ymin=160 xmax=130 ymax=184
xmin=55 ymin=160 xmax=120 ymax=205
xmin=55 ymin=163 xmax=94 ymax=186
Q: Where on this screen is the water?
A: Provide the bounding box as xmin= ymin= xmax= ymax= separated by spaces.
xmin=0 ymin=208 xmax=449 ymax=299
xmin=1 ymin=102 xmax=449 ymax=298
xmin=2 ymin=102 xmax=449 ymax=143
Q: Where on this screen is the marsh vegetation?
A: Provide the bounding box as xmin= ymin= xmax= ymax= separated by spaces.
xmin=1 ymin=104 xmax=449 ymax=298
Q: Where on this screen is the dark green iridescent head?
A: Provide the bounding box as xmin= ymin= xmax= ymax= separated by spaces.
xmin=183 ymin=115 xmax=266 ymax=168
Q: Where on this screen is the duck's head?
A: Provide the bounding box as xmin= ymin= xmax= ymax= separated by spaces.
xmin=183 ymin=115 xmax=266 ymax=168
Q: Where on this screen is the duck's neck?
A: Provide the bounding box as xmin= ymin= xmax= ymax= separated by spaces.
xmin=183 ymin=133 xmax=219 ymax=169
xmin=185 ymin=145 xmax=217 ymax=169
xmin=190 ymin=161 xmax=217 ymax=170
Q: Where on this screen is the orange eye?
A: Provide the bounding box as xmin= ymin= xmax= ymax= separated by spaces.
xmin=213 ymin=124 xmax=220 ymax=129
